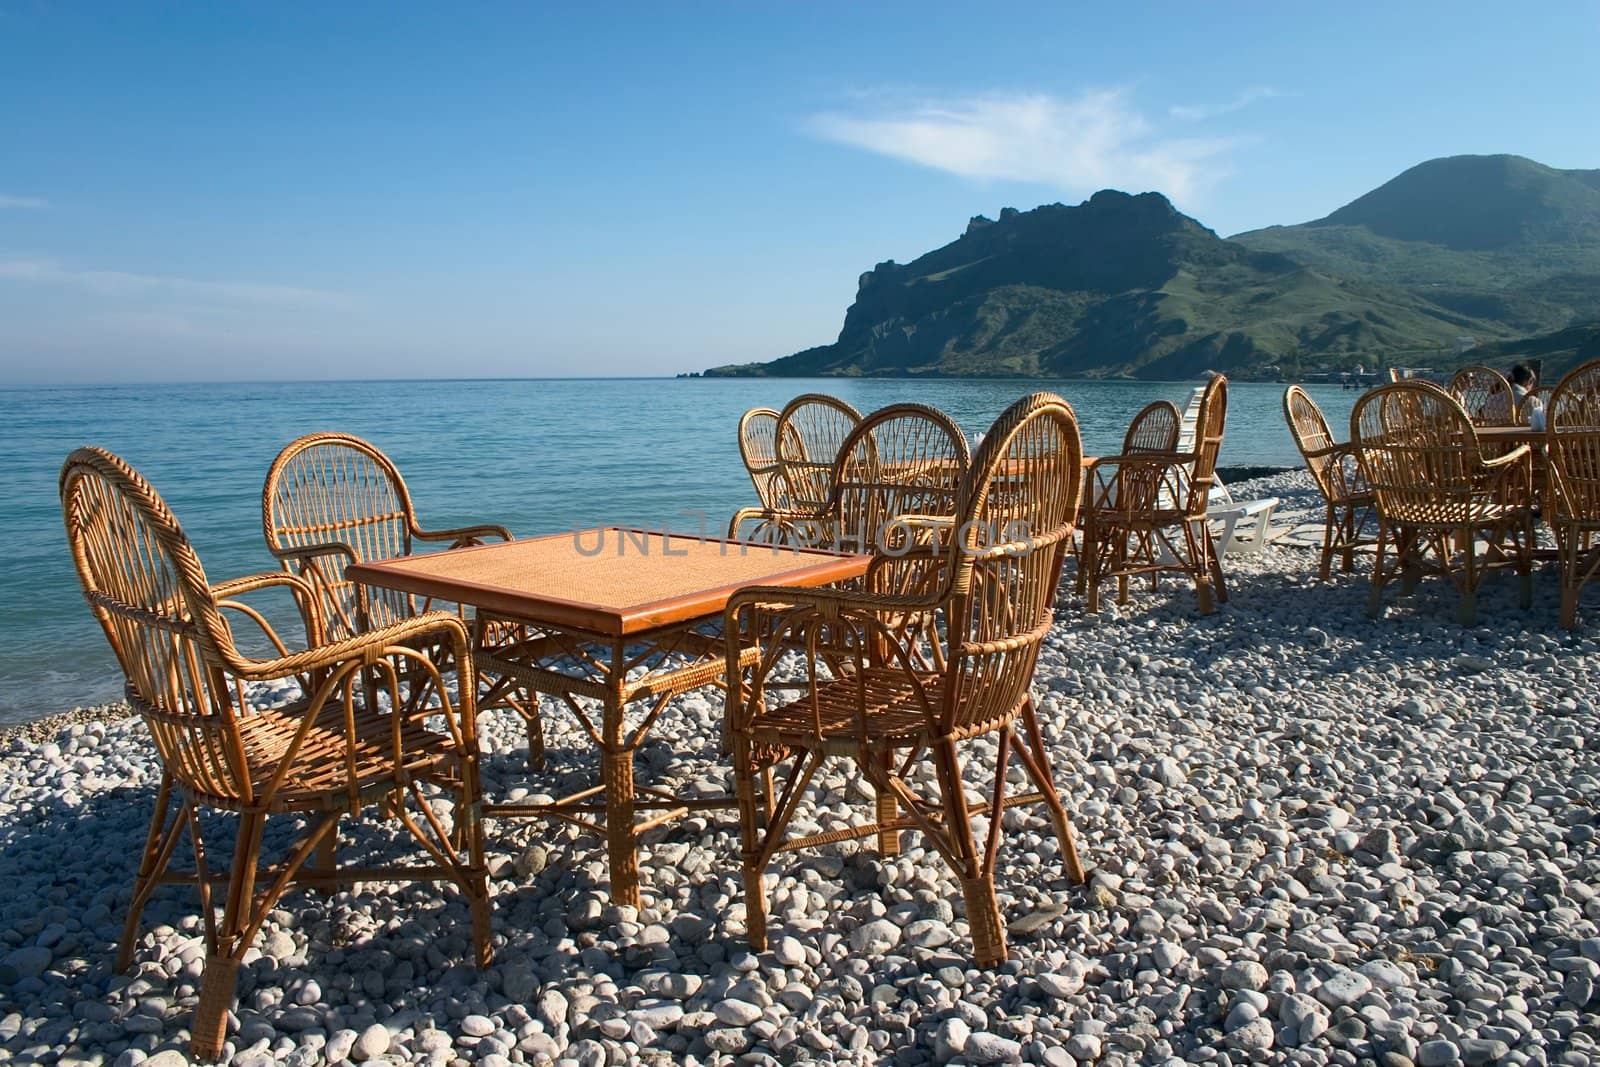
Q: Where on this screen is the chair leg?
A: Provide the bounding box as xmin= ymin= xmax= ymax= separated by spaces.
xmin=875 ymin=750 xmax=901 ymax=857
xmin=1183 ymin=520 xmax=1214 ymax=615
xmin=733 ymin=741 xmax=770 ymax=952
xmin=117 ymin=772 xmax=178 ymax=971
xmin=312 ymin=828 xmax=337 ymax=897
xmin=1319 ymin=503 xmax=1337 ymax=582
xmin=930 ymin=738 xmax=1006 ymax=968
xmin=1458 ymin=529 xmax=1478 ymax=626
xmin=1368 ymin=518 xmax=1390 ymax=618
xmin=1013 ymin=702 xmax=1086 ymax=883
xmin=1559 ymin=525 xmax=1579 ymax=630
xmin=1207 ymin=528 xmax=1229 ymax=604
xmin=191 ymin=812 xmax=266 ymax=1060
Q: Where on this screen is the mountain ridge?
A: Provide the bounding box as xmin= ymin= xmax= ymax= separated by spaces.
xmin=705 ymin=154 xmax=1600 ymax=381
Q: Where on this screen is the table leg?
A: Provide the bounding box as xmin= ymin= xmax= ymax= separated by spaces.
xmin=603 ymin=642 xmax=641 ymax=908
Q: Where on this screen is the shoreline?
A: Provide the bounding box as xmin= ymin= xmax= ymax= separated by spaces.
xmin=0 ymin=703 xmax=131 ymax=747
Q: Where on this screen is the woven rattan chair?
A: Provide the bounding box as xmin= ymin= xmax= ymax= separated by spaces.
xmin=738 ymin=407 xmax=786 ymax=510
xmin=1074 ymin=400 xmax=1179 ymax=597
xmin=1080 ymin=375 xmax=1230 ymax=614
xmin=264 ymin=432 xmax=513 ymax=639
xmin=1351 ymin=382 xmax=1535 ymax=624
xmin=729 ymin=394 xmax=862 ymax=543
xmin=1547 ymin=359 xmax=1600 ymax=628
xmin=62 ymin=447 xmax=490 ymax=1060
xmin=1450 ymin=365 xmax=1517 ymax=426
xmin=261 ymin=433 xmax=540 ymax=763
xmin=1124 ymin=399 xmax=1181 ymax=455
xmin=725 ymin=392 xmax=1086 ymax=968
xmin=1284 ymin=386 xmax=1379 ymax=581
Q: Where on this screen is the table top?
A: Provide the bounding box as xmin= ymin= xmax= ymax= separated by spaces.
xmin=346 ymin=527 xmax=871 ymax=637
xmin=1476 ymin=425 xmax=1545 ymax=440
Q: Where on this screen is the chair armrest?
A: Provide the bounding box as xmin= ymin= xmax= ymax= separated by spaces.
xmin=210 ymin=571 xmax=326 ymax=651
xmin=226 ymin=610 xmax=471 ymax=683
xmin=210 ymin=570 xmax=318 ymax=602
xmin=1083 ymin=453 xmax=1192 ymax=514
xmin=268 ymin=541 xmax=358 ymax=567
xmin=723 ymin=586 xmax=946 ymax=736
xmin=1479 ymin=443 xmax=1532 ymax=470
xmin=414 ymin=523 xmax=513 ymax=547
xmin=726 ymin=506 xmax=827 ymax=543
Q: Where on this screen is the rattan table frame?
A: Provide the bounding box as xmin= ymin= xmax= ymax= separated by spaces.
xmin=347 ymin=528 xmax=869 ymax=906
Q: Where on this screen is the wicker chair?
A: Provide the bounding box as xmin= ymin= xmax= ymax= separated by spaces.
xmin=1449 ymin=365 xmax=1518 ymax=426
xmin=1074 ymin=400 xmax=1179 ymax=596
xmin=737 ymin=407 xmax=786 ymax=510
xmin=61 ymin=448 xmax=490 ymax=1060
xmin=263 ymin=432 xmax=513 ymax=639
xmin=1080 ymin=375 xmax=1229 ymax=614
xmin=724 ymin=392 xmax=1086 ymax=968
xmin=1546 ymin=359 xmax=1600 ymax=628
xmin=1350 ymin=382 xmax=1535 ymax=624
xmin=729 ymin=394 xmax=863 ymax=543
xmin=1284 ymin=386 xmax=1379 ymax=581
xmin=260 ymin=433 xmax=539 ymax=763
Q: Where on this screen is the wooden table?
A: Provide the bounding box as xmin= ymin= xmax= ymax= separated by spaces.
xmin=347 ymin=528 xmax=869 ymax=906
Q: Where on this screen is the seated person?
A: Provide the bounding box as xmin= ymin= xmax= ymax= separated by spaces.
xmin=1510 ymin=364 xmax=1545 ymax=430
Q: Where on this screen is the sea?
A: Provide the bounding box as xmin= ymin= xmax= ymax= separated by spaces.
xmin=1 ymin=377 xmax=1361 ymax=723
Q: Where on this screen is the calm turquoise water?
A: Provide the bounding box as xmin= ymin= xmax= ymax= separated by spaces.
xmin=1 ymin=377 xmax=1358 ymax=722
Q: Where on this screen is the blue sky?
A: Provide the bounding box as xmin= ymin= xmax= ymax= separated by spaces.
xmin=1 ymin=2 xmax=1596 ymax=382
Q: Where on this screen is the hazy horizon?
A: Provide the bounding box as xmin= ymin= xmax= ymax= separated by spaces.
xmin=2 ymin=2 xmax=1596 ymax=384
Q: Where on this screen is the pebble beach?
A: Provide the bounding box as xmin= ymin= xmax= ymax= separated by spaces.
xmin=3 ymin=471 xmax=1598 ymax=1067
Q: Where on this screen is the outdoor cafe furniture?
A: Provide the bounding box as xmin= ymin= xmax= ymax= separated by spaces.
xmin=1073 ymin=399 xmax=1178 ymax=597
xmin=723 ymin=392 xmax=1088 ymax=968
xmin=61 ymin=447 xmax=490 ymax=1060
xmin=1546 ymin=358 xmax=1600 ymax=628
xmin=263 ymin=431 xmax=513 ymax=641
xmin=346 ymin=529 xmax=869 ymax=908
xmin=729 ymin=393 xmax=861 ymax=544
xmin=1284 ymin=385 xmax=1379 ymax=581
xmin=737 ymin=407 xmax=785 ymax=510
xmin=1449 ymin=365 xmax=1518 ymax=426
xmin=1080 ymin=374 xmax=1231 ymax=614
xmin=1351 ymin=382 xmax=1535 ymax=625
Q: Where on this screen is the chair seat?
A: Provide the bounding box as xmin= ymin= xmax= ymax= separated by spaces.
xmin=746 ymin=667 xmax=945 ymax=750
xmin=1385 ymin=502 xmax=1532 ymax=527
xmin=215 ymin=699 xmax=463 ymax=812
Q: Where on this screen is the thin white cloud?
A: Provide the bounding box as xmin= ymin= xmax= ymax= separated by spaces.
xmin=0 ymin=258 xmax=346 ymax=308
xmin=0 ymin=193 xmax=49 ymax=209
xmin=1169 ymin=86 xmax=1282 ymax=122
xmin=805 ymin=89 xmax=1240 ymax=202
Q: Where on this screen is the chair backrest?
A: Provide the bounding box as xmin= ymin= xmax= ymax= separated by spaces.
xmin=942 ymin=393 xmax=1081 ymax=735
xmin=61 ymin=448 xmax=254 ymax=802
xmin=828 ymin=404 xmax=969 ymax=561
xmin=1183 ymin=375 xmax=1228 ymax=514
xmin=1547 ymin=358 xmax=1600 ymax=521
xmin=773 ymin=394 xmax=863 ymax=518
xmin=1284 ymin=386 xmax=1342 ymax=501
xmin=263 ymin=432 xmax=420 ymax=638
xmin=1449 ymin=365 xmax=1516 ymax=426
xmin=1123 ymin=400 xmax=1180 ymax=454
xmin=1351 ymin=382 xmax=1486 ymax=525
xmin=737 ymin=408 xmax=786 ymax=509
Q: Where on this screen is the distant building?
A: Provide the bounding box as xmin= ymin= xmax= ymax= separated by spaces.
xmin=1454 ymin=336 xmax=1478 ymax=354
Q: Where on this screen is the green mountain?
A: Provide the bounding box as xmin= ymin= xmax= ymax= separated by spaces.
xmin=705 ymin=189 xmax=1510 ymax=379
xmin=1233 ymin=154 xmax=1600 ymax=333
